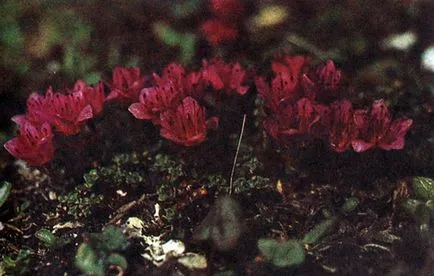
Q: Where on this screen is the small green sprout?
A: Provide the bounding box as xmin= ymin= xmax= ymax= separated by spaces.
xmin=35 ymin=229 xmax=71 ymax=249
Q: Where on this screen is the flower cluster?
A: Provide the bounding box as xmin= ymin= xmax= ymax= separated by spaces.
xmin=129 ymin=59 xmax=249 ymax=146
xmin=3 ymin=54 xmax=412 ymax=167
xmin=4 ymin=80 xmax=105 ymax=165
xmin=4 ymin=59 xmax=249 ymax=166
xmin=256 ymin=55 xmax=413 ymax=152
xmin=201 ymin=0 xmax=244 ymax=45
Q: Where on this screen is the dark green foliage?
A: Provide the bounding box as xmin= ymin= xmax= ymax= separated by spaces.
xmin=151 ymin=154 xmax=185 ymax=181
xmin=412 ymin=177 xmax=434 ymax=200
xmin=232 ymin=176 xmax=270 ymax=195
xmin=204 ymin=174 xmax=228 ymax=189
xmin=1 ymin=248 xmax=32 ymax=275
xmin=83 ymin=152 xmax=149 ymax=189
xmin=153 ymin=22 xmax=196 ymax=64
xmin=91 ymin=226 xmax=129 ymax=252
xmin=258 ymin=197 xmax=360 ymax=268
xmin=35 ymin=229 xmax=71 ymax=249
xmin=57 ymin=185 xmax=103 ymax=219
xmin=400 ymin=176 xmax=434 ymax=232
xmin=151 ymin=153 xmax=185 ymax=201
xmin=75 ymin=243 xmax=104 ymax=276
xmin=302 ymin=218 xmax=337 ymax=245
xmin=340 ymin=197 xmax=360 ymax=213
xmin=257 ymin=239 xmax=305 ymax=267
xmin=75 ymin=226 xmax=129 ymax=276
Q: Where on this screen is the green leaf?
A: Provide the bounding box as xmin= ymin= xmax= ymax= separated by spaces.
xmin=400 ymin=199 xmax=423 ymax=216
xmin=153 ymin=22 xmax=183 ymax=47
xmin=0 ymin=181 xmax=12 ymax=208
xmin=106 ymin=253 xmax=128 ymax=270
xmin=302 ymin=218 xmax=337 ymax=245
xmin=2 ymin=248 xmax=31 ymax=274
xmin=426 ymin=200 xmax=434 ymax=212
xmin=412 ymin=177 xmax=434 ymax=200
xmin=35 ymin=229 xmax=70 ymax=248
xmin=180 ymin=33 xmax=196 ymax=65
xmin=257 ymin=239 xmax=305 ymax=267
xmin=75 ymin=243 xmax=104 ymax=276
xmin=340 ymin=197 xmax=359 ymax=214
xmin=415 ymin=204 xmax=431 ymax=232
xmin=84 ymin=72 xmax=102 ymax=86
xmin=35 ymin=229 xmax=57 ymax=247
xmin=94 ymin=226 xmax=129 ymax=252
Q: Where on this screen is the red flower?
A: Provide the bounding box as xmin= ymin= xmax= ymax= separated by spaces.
xmin=210 ymin=0 xmax=244 ymax=20
xmin=128 ymin=81 xmax=182 ymax=125
xmin=263 ymin=98 xmax=320 ymax=141
xmin=301 ymin=60 xmax=342 ymax=102
xmin=157 ymin=63 xmax=207 ymax=100
xmin=317 ymin=60 xmax=342 ymax=91
xmin=4 ymin=121 xmax=54 ymax=166
xmin=201 ymin=19 xmax=238 ymax=45
xmin=202 ymin=58 xmax=249 ymax=95
xmin=12 ymin=92 xmax=51 ymax=127
xmin=327 ymin=100 xmax=357 ymax=152
xmin=256 ymin=73 xmax=300 ymax=112
xmin=351 ymin=99 xmax=413 ymax=152
xmin=13 ymin=86 xmax=94 ymax=136
xmin=272 ymin=55 xmax=311 ymax=79
xmin=44 ymin=87 xmax=94 ymax=136
xmin=73 ymin=80 xmax=105 ymax=116
xmin=106 ymin=67 xmax=147 ymax=102
xmin=160 ymin=97 xmax=219 ymax=146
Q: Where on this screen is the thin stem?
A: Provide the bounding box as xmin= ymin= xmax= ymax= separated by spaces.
xmin=229 ymin=114 xmax=247 ymax=195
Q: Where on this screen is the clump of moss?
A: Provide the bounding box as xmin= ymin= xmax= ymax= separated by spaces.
xmin=83 ymin=152 xmax=150 ymax=189
xmin=57 ymin=185 xmax=104 ymax=219
xmin=150 ymin=153 xmax=186 ymax=201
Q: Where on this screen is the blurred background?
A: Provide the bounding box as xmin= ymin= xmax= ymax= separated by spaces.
xmin=0 ymin=0 xmax=433 ymax=135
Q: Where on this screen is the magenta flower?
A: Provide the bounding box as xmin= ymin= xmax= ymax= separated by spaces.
xmin=13 ymin=86 xmax=94 ymax=136
xmin=201 ymin=19 xmax=239 ymax=46
xmin=256 ymin=73 xmax=301 ymax=112
xmin=202 ymin=58 xmax=249 ymax=95
xmin=44 ymin=88 xmax=94 ymax=136
xmin=271 ymin=55 xmax=310 ymax=80
xmin=73 ymin=80 xmax=105 ymax=116
xmin=327 ymin=100 xmax=357 ymax=152
xmin=4 ymin=121 xmax=54 ymax=166
xmin=106 ymin=66 xmax=147 ymax=102
xmin=351 ymin=99 xmax=413 ymax=152
xmin=12 ymin=92 xmax=51 ymax=127
xmin=160 ymin=97 xmax=219 ymax=146
xmin=210 ymin=0 xmax=244 ymax=20
xmin=301 ymin=60 xmax=342 ymax=102
xmin=128 ymin=81 xmax=182 ymax=125
xmin=317 ymin=60 xmax=342 ymax=91
xmin=263 ymin=98 xmax=320 ymax=141
xmin=157 ymin=63 xmax=207 ymax=100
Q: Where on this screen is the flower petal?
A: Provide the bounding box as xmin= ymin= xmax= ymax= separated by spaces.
xmin=76 ymin=105 xmax=94 ymax=123
xmin=352 ymin=139 xmax=374 ymax=152
xmin=128 ymin=103 xmax=151 ymax=120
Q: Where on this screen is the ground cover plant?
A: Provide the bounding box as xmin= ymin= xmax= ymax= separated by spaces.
xmin=0 ymin=0 xmax=433 ymax=275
